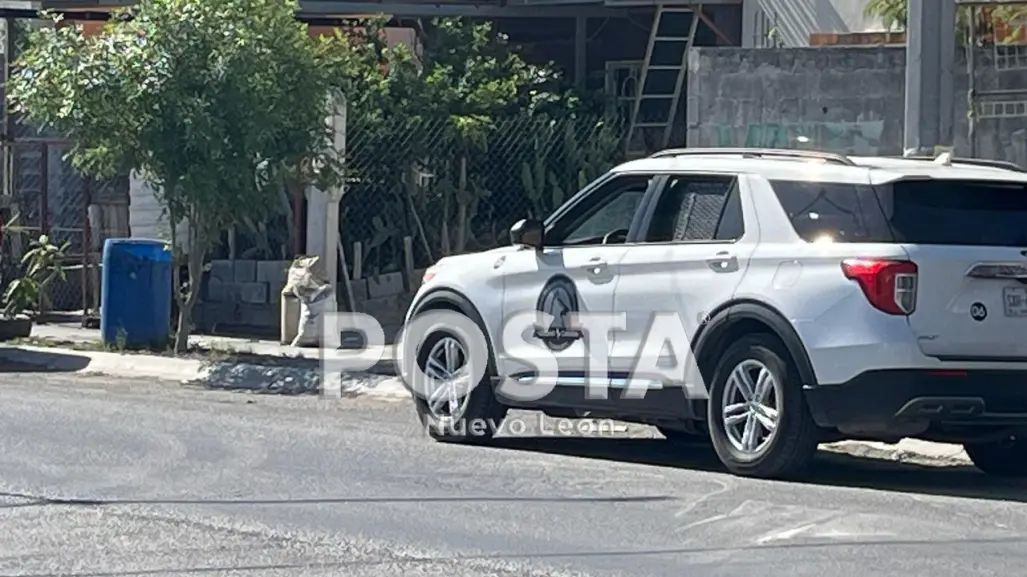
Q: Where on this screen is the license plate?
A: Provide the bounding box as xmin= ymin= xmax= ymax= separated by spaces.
xmin=1003 ymin=287 xmax=1027 ymax=317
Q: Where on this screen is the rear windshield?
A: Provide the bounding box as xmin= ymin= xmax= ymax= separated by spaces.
xmin=771 ymin=178 xmax=1027 ymax=246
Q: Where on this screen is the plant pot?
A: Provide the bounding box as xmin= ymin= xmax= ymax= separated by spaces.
xmin=0 ymin=317 xmax=32 ymax=341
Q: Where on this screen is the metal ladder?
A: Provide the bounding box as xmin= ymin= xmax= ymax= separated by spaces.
xmin=626 ymin=4 xmax=701 ymax=157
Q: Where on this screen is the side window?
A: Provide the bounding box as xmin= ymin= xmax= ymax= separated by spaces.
xmin=769 ymin=180 xmax=892 ymax=243
xmin=645 ymin=174 xmax=740 ymax=242
xmin=547 ymin=174 xmax=653 ymax=246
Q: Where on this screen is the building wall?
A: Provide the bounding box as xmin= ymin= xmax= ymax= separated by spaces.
xmin=686 ymin=45 xmax=1027 ymax=167
xmin=742 ymin=0 xmax=886 ymax=47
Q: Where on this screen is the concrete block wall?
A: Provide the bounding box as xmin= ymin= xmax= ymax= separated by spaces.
xmin=196 ymin=259 xmax=291 ymax=334
xmin=686 ymin=46 xmax=1027 ymax=167
xmin=195 ymin=260 xmax=424 ymax=342
xmin=347 ymin=270 xmax=424 ymax=343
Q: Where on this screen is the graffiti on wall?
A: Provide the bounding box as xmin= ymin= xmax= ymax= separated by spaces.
xmin=714 ymin=119 xmax=885 ymax=155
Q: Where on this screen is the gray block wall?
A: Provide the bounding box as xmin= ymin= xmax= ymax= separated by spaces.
xmin=686 ymin=46 xmax=1027 ymax=167
xmin=195 ymin=260 xmax=422 ymax=342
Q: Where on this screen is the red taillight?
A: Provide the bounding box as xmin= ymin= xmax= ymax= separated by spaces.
xmin=841 ymin=258 xmax=918 ymax=316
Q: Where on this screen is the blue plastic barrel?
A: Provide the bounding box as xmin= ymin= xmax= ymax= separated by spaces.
xmin=100 ymin=238 xmax=173 ymax=348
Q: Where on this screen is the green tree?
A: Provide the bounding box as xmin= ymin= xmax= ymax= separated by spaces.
xmin=864 ymin=0 xmax=1027 ymax=38
xmin=10 ymin=0 xmax=346 ymax=353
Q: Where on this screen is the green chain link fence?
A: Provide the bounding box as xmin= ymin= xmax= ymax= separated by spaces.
xmin=340 ymin=112 xmax=629 ymax=277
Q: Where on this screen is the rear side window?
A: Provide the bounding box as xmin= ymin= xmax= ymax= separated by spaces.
xmin=769 ymin=180 xmax=893 ymax=242
xmin=646 ymin=175 xmax=740 ymax=242
xmin=881 ymin=179 xmax=1027 ymax=247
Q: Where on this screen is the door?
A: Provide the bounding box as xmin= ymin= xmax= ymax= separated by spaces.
xmin=497 ymin=172 xmax=659 ymax=389
xmin=881 ymin=178 xmax=1027 ymax=361
xmin=610 ymin=172 xmax=755 ymax=393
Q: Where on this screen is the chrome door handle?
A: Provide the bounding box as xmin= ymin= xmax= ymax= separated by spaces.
xmin=586 ymin=257 xmax=607 ymax=275
xmin=706 ymin=251 xmax=736 ymax=272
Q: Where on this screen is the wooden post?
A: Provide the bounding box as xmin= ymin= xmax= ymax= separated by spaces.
xmin=38 ymin=142 xmax=50 ymax=317
xmin=402 ymin=235 xmax=414 ymax=292
xmin=81 ymin=177 xmax=92 ymax=327
xmin=352 ymin=241 xmax=362 ymax=280
xmin=337 ymin=236 xmax=357 ymax=313
xmin=2 ymin=19 xmax=21 ymax=261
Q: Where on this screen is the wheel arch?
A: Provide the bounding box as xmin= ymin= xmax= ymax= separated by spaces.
xmin=409 ymin=288 xmax=498 ymax=371
xmin=691 ymin=299 xmax=818 ymax=388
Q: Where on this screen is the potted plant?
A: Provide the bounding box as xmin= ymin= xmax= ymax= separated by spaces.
xmin=0 ymin=234 xmax=69 ymax=341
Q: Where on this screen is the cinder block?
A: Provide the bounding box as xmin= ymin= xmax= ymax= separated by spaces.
xmin=367 ymin=272 xmax=404 ymax=298
xmin=206 ymin=278 xmax=233 ymax=303
xmin=233 ymin=260 xmax=257 ymax=283
xmin=238 ymin=303 xmax=278 ymax=328
xmin=382 ymin=324 xmax=402 ymax=345
xmin=209 ymin=260 xmax=234 ymax=282
xmin=269 ymin=281 xmax=286 ymax=305
xmin=256 ymin=260 xmax=290 ymax=286
xmin=236 ymin=282 xmax=269 ymax=304
xmin=363 ymin=294 xmax=410 ymax=325
xmin=349 ymin=278 xmax=368 ymax=302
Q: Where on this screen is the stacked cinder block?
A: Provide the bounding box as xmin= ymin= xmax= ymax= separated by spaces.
xmin=199 ymin=259 xmax=291 ymax=330
xmin=348 ymin=269 xmax=423 ymax=343
xmin=197 ymin=260 xmax=424 ymax=341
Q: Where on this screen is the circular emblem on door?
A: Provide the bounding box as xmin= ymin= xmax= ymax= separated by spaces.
xmin=533 ymin=275 xmax=582 ymax=352
xmin=970 ymin=302 xmax=988 ymax=322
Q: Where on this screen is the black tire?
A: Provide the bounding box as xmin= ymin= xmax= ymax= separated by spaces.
xmin=410 ymin=320 xmax=508 ymax=444
xmin=707 ymin=334 xmax=820 ymax=479
xmin=964 ymin=437 xmax=1027 ymax=477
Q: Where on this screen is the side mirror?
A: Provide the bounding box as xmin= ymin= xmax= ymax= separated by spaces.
xmin=510 ymin=218 xmax=544 ymax=249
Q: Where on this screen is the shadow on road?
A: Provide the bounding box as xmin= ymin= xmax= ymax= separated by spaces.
xmin=484 ymin=436 xmax=1027 ymax=504
xmin=0 ymin=347 xmax=90 ymax=373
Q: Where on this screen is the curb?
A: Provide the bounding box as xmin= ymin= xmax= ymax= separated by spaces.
xmin=0 ymin=344 xmax=410 ymax=400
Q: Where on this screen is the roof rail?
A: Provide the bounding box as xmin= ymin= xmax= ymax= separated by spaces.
xmin=896 ymin=155 xmax=1027 ymax=173
xmin=649 ymin=147 xmax=856 ymax=166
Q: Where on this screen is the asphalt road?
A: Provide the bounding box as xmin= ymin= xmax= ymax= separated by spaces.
xmin=2 ymin=370 xmax=1027 ymax=577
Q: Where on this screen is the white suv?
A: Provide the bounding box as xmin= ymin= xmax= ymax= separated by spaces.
xmin=399 ymin=147 xmax=1027 ymax=479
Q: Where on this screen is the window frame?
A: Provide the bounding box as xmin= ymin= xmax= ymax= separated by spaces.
xmin=633 ymin=172 xmax=747 ymax=245
xmin=542 ymin=171 xmax=664 ymax=248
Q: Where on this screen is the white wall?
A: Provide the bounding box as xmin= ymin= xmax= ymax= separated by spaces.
xmin=128 ymin=172 xmax=189 ymax=250
xmin=742 ymin=0 xmax=887 ymax=47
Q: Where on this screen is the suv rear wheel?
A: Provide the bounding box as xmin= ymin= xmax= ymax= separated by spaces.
xmin=964 ymin=436 xmax=1027 ymax=477
xmin=707 ymin=334 xmax=820 ymax=478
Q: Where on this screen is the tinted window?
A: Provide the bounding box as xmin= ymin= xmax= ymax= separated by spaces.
xmin=646 ymin=175 xmax=738 ymax=242
xmin=548 ymin=175 xmax=652 ymax=246
xmin=714 ymin=185 xmax=745 ymax=241
xmin=565 ymin=188 xmax=646 ymax=243
xmin=770 ymin=180 xmax=893 ymax=242
xmin=882 ymin=179 xmax=1027 ymax=247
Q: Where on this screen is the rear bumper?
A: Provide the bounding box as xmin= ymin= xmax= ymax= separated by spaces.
xmin=804 ymin=369 xmax=1027 ymax=429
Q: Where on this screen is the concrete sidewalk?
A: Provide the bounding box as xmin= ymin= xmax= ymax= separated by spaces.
xmin=30 ymin=323 xmax=396 ymax=370
xmin=2 ymin=323 xmax=407 ymax=399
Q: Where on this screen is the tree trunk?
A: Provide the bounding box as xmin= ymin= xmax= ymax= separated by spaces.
xmin=174 ymin=302 xmax=191 ymax=353
xmin=173 ymin=236 xmax=205 ymax=354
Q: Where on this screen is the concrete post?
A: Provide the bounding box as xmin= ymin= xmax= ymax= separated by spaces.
xmin=574 ymin=16 xmax=586 ymax=89
xmin=903 ymin=0 xmax=956 ymax=155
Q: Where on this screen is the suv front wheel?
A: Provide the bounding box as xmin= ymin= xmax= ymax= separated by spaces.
xmin=707 ymin=334 xmax=820 ymax=479
xmin=409 ymin=320 xmax=509 ymax=443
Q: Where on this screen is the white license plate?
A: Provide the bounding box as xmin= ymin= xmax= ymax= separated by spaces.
xmin=1003 ymin=287 xmax=1027 ymax=317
